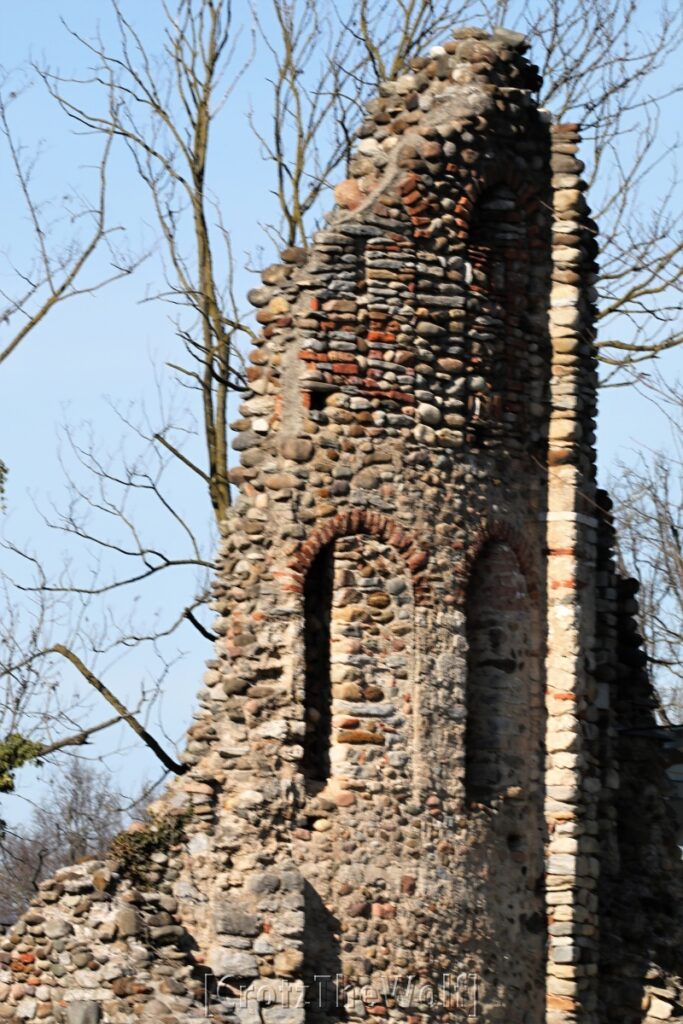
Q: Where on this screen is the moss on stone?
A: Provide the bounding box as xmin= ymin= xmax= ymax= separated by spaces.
xmin=109 ymin=812 xmax=190 ymax=885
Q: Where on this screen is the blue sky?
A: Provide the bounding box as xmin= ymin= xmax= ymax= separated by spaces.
xmin=1 ymin=0 xmax=682 ymax=822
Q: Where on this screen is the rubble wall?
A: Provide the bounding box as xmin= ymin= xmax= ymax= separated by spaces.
xmin=1 ymin=26 xmax=682 ymax=1024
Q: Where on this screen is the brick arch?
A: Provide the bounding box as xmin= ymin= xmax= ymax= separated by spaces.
xmin=394 ymin=159 xmax=544 ymax=241
xmin=464 ymin=178 xmax=533 ymax=302
xmin=460 ymin=169 xmax=544 ymax=296
xmin=453 ymin=521 xmax=541 ymax=606
xmin=288 ymin=508 xmax=432 ymax=606
xmin=468 ymin=164 xmax=542 ymax=220
xmin=463 ymin=168 xmax=548 ymax=442
xmin=454 ymin=162 xmax=545 ymax=242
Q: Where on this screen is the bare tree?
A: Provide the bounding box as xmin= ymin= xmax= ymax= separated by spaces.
xmin=0 ymin=64 xmax=141 ymax=519
xmin=0 ymin=569 xmax=187 ymax=838
xmin=27 ymin=0 xmax=681 ymax=575
xmin=0 ymin=70 xmax=142 ymax=368
xmin=1 ymin=1 xmax=254 ymax=810
xmin=39 ymin=0 xmax=255 ymax=531
xmin=496 ymin=0 xmax=683 ymax=377
xmin=0 ymin=64 xmax=179 ymax=812
xmin=611 ymin=375 xmax=683 ymax=722
xmin=249 ymin=0 xmax=478 ymax=247
xmin=4 ymin=0 xmax=488 ymax=725
xmin=0 ymin=760 xmax=150 ymax=924
xmin=256 ymin=0 xmax=683 ymax=373
xmin=0 ymin=6 xmax=253 ymax=797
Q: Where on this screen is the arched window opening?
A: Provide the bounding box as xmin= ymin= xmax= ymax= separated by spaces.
xmin=302 ymin=544 xmax=334 ymax=784
xmin=465 ymin=184 xmax=531 ymax=432
xmin=462 ymin=538 xmax=546 ymax=1018
xmin=468 ymin=184 xmax=528 ymax=308
xmin=465 ymin=540 xmax=536 ymax=806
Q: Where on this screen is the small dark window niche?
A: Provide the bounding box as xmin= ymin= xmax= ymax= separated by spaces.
xmin=307 ymin=389 xmax=328 ymax=413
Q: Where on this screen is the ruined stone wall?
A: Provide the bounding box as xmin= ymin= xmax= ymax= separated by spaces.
xmin=195 ymin=28 xmax=555 ymax=1024
xmin=590 ymin=495 xmax=683 ymax=1024
xmin=1 ymin=26 xmax=682 ymax=1024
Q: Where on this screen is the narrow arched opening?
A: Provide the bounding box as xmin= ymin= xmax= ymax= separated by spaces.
xmin=464 ymin=539 xmax=536 ymax=806
xmin=462 ymin=537 xmax=546 ymax=1018
xmin=465 ymin=183 xmax=532 ymax=434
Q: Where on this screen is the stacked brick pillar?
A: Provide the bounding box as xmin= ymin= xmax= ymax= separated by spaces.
xmin=545 ymin=123 xmax=601 ymax=1023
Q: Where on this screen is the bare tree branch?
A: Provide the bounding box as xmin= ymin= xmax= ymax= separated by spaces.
xmin=0 ymin=70 xmax=142 ymax=367
xmin=49 ymin=644 xmax=187 ymax=775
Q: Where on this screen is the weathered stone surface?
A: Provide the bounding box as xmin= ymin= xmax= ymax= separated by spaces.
xmin=210 ymin=949 xmax=259 ymax=979
xmin=115 ymin=907 xmax=142 ymax=938
xmin=273 ymin=950 xmax=304 ymax=976
xmin=214 ymin=899 xmax=260 ymax=937
xmin=65 ymin=1003 xmax=100 ymax=1024
xmin=334 ymin=179 xmax=364 ymax=210
xmin=279 ymin=438 xmax=314 ymax=463
xmin=417 ymin=402 xmax=442 ymax=426
xmin=648 ymin=997 xmax=674 ymax=1020
xmin=44 ymin=919 xmax=73 ymax=939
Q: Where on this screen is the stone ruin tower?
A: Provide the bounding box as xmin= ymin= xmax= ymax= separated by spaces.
xmin=2 ymin=26 xmax=683 ymax=1024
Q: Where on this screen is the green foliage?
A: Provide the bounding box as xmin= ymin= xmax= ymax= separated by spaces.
xmin=0 ymin=458 xmax=6 ymax=512
xmin=0 ymin=733 xmax=43 ymax=794
xmin=109 ymin=812 xmax=190 ymax=885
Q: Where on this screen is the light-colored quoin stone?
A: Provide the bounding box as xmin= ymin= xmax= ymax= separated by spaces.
xmin=1 ymin=25 xmax=682 ymax=1024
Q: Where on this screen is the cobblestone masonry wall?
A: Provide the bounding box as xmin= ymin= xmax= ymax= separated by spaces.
xmin=2 ymin=26 xmax=682 ymax=1024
